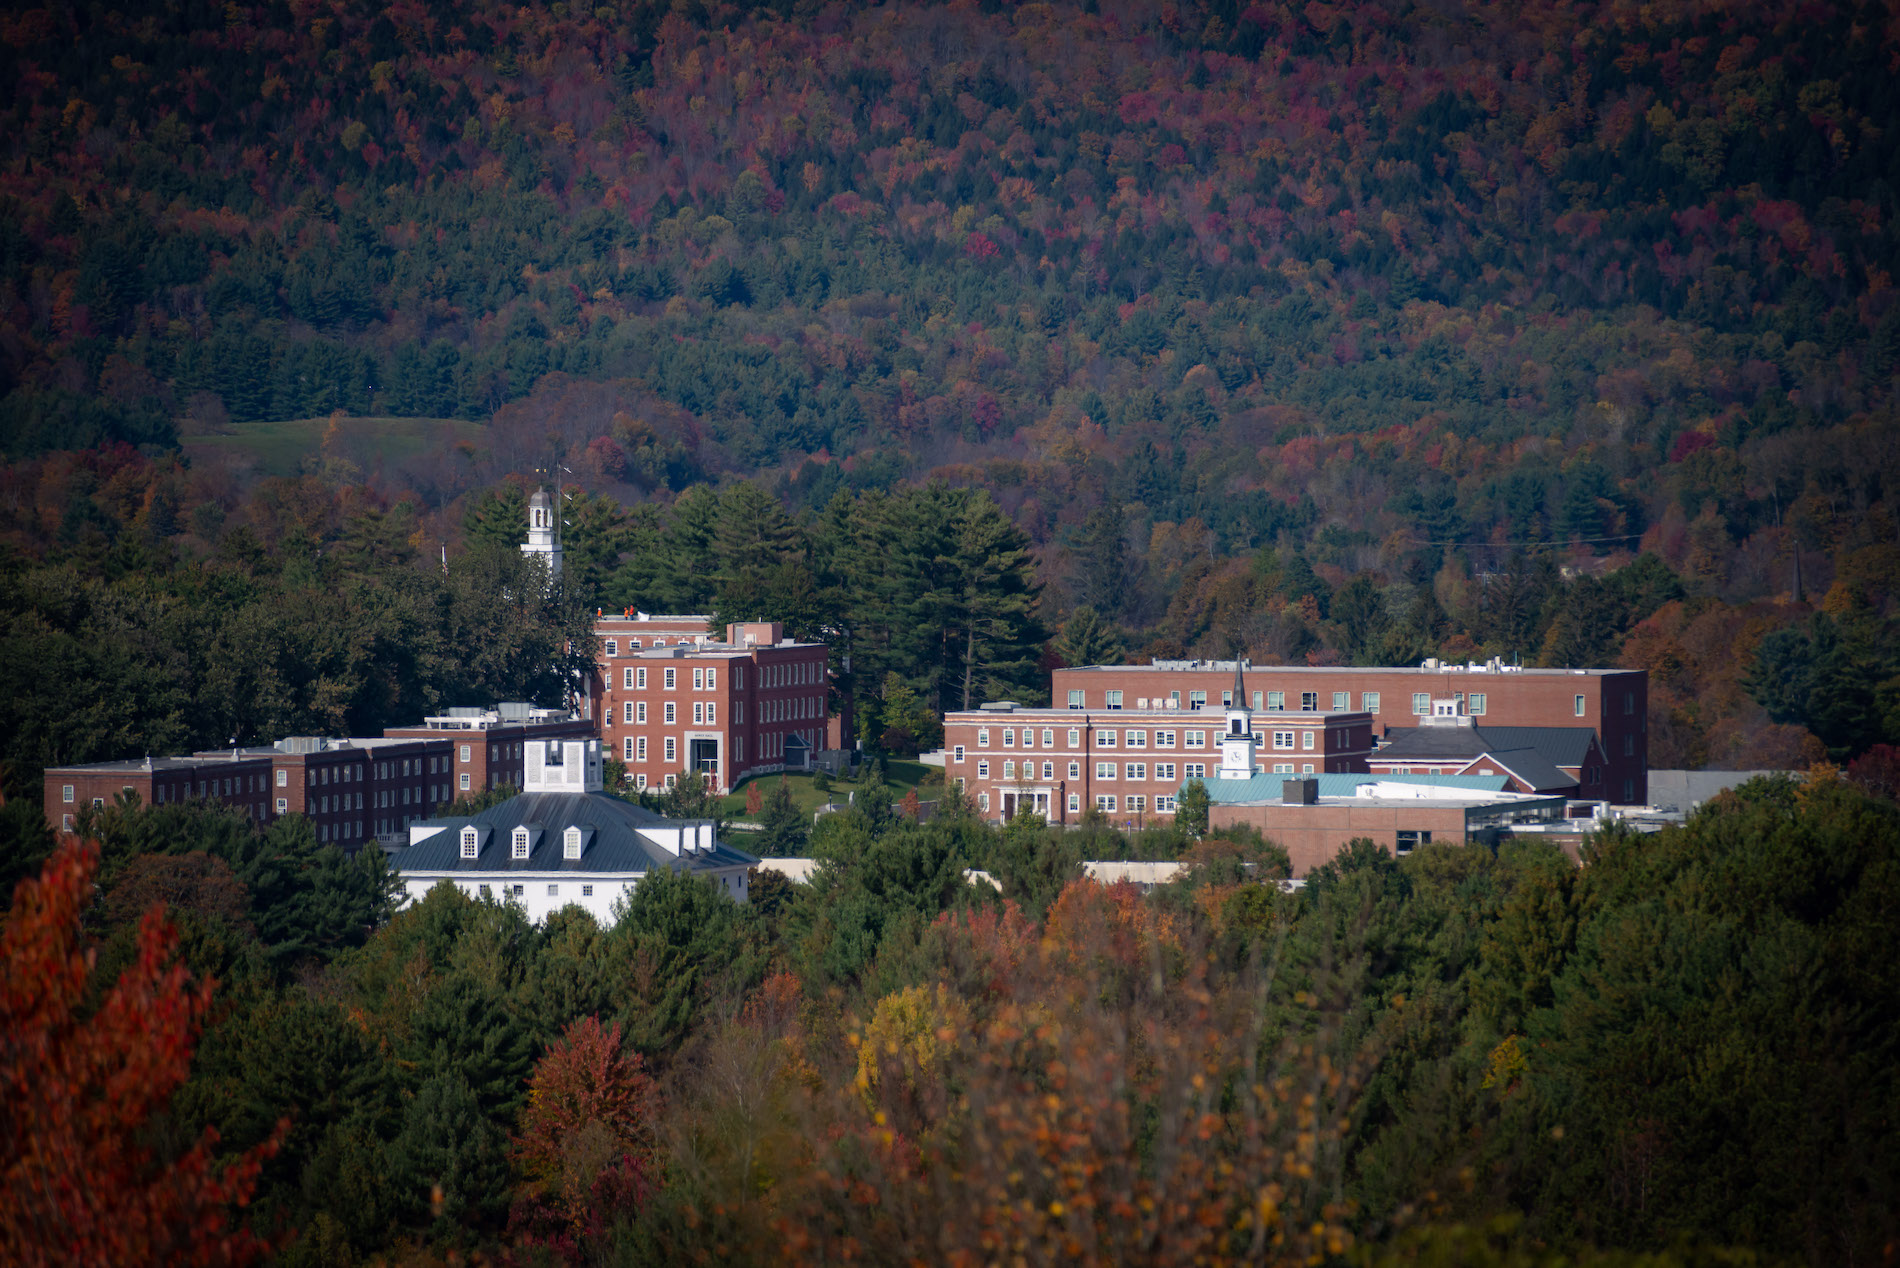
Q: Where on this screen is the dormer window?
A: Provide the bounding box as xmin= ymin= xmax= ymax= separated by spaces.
xmin=460 ymin=827 xmax=479 ymax=859
xmin=512 ymin=827 xmax=530 ymax=859
xmin=564 ymin=826 xmax=584 ymax=860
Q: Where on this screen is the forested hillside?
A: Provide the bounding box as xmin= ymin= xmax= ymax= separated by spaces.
xmin=2 ymin=0 xmax=1899 ymax=782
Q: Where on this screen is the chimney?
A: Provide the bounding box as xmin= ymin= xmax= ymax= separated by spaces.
xmin=1282 ymin=778 xmax=1318 ymax=805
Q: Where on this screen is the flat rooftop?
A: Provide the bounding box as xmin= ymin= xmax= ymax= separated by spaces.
xmin=48 ymin=754 xmax=269 ymax=774
xmin=950 ymin=704 xmax=1370 ymax=720
xmin=595 ymin=613 xmax=713 ymax=623
xmin=628 ymin=641 xmax=824 ymax=659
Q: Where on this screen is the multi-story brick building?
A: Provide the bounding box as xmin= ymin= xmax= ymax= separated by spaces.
xmin=941 ymin=697 xmax=1375 ymax=826
xmin=1050 ymin=659 xmax=1649 ymax=803
xmin=382 ymin=705 xmax=596 ymax=800
xmin=196 ymin=735 xmax=462 ymax=853
xmin=43 ymin=754 xmax=274 ymax=835
xmin=598 ymin=621 xmax=830 ymax=793
xmin=577 ymin=611 xmax=717 ymax=724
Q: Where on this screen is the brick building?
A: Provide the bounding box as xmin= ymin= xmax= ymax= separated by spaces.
xmin=1207 ymin=778 xmax=1570 ymax=877
xmin=578 ymin=611 xmax=717 ymax=724
xmin=43 ymin=754 xmax=274 ymax=835
xmin=1051 ymin=659 xmax=1649 ymax=803
xmin=941 ymin=697 xmax=1375 ymax=826
xmin=598 ymin=621 xmax=831 ymax=793
xmin=195 ymin=736 xmax=462 ymax=853
xmin=382 ymin=704 xmax=597 ymax=800
xmin=1361 ymin=702 xmax=1611 ymax=800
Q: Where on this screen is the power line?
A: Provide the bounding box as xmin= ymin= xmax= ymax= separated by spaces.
xmin=1396 ymin=532 xmax=1647 ymax=549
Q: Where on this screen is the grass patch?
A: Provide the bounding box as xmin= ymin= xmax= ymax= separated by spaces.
xmin=720 ymin=759 xmax=940 ymax=821
xmin=183 ymin=415 xmax=483 ymax=477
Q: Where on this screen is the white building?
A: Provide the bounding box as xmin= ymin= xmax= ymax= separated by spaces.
xmin=392 ymin=736 xmax=755 ymax=924
xmin=521 ymin=486 xmax=563 ymax=580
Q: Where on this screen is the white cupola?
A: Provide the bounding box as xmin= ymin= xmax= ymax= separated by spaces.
xmin=521 ymin=486 xmax=563 ymax=580
xmin=523 ymin=738 xmax=603 ymax=793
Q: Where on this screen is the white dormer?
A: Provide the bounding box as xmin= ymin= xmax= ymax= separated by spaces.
xmin=563 ymin=825 xmax=592 ymax=859
xmin=460 ymin=825 xmax=481 ymax=859
xmin=512 ymin=826 xmax=530 ymax=859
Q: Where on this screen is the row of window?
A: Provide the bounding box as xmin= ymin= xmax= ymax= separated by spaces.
xmin=478 ymin=882 xmax=598 ymax=897
xmin=973 ymin=791 xmax=1182 ymax=816
xmin=1069 ymin=688 xmax=1390 ymax=713
xmin=601 ymin=636 xmax=694 ymax=655
xmin=975 ymin=760 xmax=1210 ymax=782
xmin=613 ymin=661 xmax=822 ymax=691
xmin=955 ymin=723 xmax=1344 ymax=757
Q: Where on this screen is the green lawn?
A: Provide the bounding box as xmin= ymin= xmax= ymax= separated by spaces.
xmin=720 ymin=759 xmax=940 ymax=822
xmin=183 ymin=415 xmax=483 ymax=477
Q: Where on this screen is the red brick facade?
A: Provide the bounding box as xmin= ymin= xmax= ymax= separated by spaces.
xmin=1050 ymin=662 xmax=1649 ymax=803
xmin=597 ymin=622 xmax=830 ymax=793
xmin=942 ymin=704 xmax=1373 ymax=826
xmin=44 ymin=756 xmax=273 ymax=835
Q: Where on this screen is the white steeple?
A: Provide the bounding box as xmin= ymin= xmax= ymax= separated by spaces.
xmin=1218 ymin=660 xmax=1257 ymax=780
xmin=521 ymin=486 xmax=563 ymax=580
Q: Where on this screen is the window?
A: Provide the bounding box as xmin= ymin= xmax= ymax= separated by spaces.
xmin=693 ymin=668 xmax=705 ymax=690
xmin=1067 ymin=728 xmax=1081 ymax=747
xmin=636 ymin=702 xmax=646 ymax=723
xmin=978 ymin=761 xmax=990 ymax=779
xmin=1301 ymin=692 xmax=1318 ymax=711
xmin=459 ymin=744 xmax=471 ymax=763
xmin=1395 ymin=829 xmax=1432 ymax=855
xmin=1002 ymin=728 xmax=1014 ymax=747
xmin=459 ymin=773 xmax=470 ymax=790
xmin=1125 ymin=763 xmax=1146 ymax=780
xmin=636 ymin=774 xmax=647 ymax=790
xmin=461 ymin=828 xmax=479 ymax=859
xmin=1624 ymin=734 xmax=1635 ymax=756
xmin=513 ymin=885 xmax=525 ymax=897
xmin=1574 ymin=694 xmax=1587 ymax=717
xmin=629 ymin=639 xmax=642 ymax=650
xmin=1274 ymin=731 xmax=1295 ymax=750
xmin=1019 ymin=729 xmax=1033 ymax=749
xmin=582 ymin=885 xmax=594 ymax=897
xmin=1095 ymin=762 xmax=1115 ymax=780
xmin=1041 ymin=761 xmax=1054 ymax=779
xmin=1185 ymin=763 xmax=1206 ymax=779
xmin=604 ymin=639 xmax=617 ymax=656
xmin=1068 ymin=761 xmax=1081 ymax=779
xmin=1105 ymin=690 xmax=1123 ymax=709
xmin=1267 ymin=691 xmax=1285 ymax=710
xmin=1156 ymin=730 xmax=1175 ymax=748
xmin=1273 ymin=763 xmax=1294 ymax=774
xmin=548 ymin=884 xmax=559 ymax=896
xmin=1623 ymin=778 xmax=1635 ymax=801
xmin=1302 ymin=731 xmax=1316 ymax=750
xmin=1624 ymin=691 xmax=1635 ymax=715
xmin=1157 ymin=795 xmax=1176 ymax=814
xmin=1189 ymin=691 xmax=1206 ymax=710
xmin=664 ymin=737 xmax=676 ymax=762
xmin=1221 ymin=691 xmax=1233 ymax=708
xmin=1469 ymin=693 xmax=1487 ymax=716
xmin=978 ymin=728 xmax=990 ymax=748
xmin=664 ymin=774 xmax=677 ymax=789
xmin=623 ymin=702 xmax=636 ymax=724
xmin=623 ymin=668 xmax=636 ymax=689
xmin=1302 ymin=763 xmax=1314 ymax=774
xmin=512 ymin=828 xmax=530 ymax=859
xmin=953 ymin=745 xmax=966 ymax=762
xmin=1127 ymin=730 xmax=1146 ymax=747
xmin=1067 ymin=793 xmax=1081 ymax=812
xmin=1157 ymin=763 xmax=1176 ymax=781
xmin=664 ymin=702 xmax=676 ymax=724
xmin=707 ymin=668 xmax=717 ymax=690
xmin=624 ymin=737 xmax=635 ymax=760
xmin=1252 ymin=691 xmax=1263 ymax=710
xmin=1041 ymin=729 xmax=1054 ymax=747
xmin=664 ymin=668 xmax=677 ymax=689
xmin=1002 ymin=760 xmax=1016 ymax=779
xmin=1067 ymin=689 xmax=1085 ymax=708
xmin=61 ymin=784 xmax=73 ymax=803
xmin=1127 ymin=795 xmax=1146 ymax=813
xmin=1099 ymin=731 xmax=1117 ymax=747
xmin=693 ymin=702 xmax=704 ymax=725
xmin=978 ymin=793 xmax=990 ymax=811
xmin=637 ymin=668 xmax=647 ymax=688
xmin=276 ymin=797 xmax=287 ymax=813
xmin=1096 ymin=795 xmax=1117 ymax=812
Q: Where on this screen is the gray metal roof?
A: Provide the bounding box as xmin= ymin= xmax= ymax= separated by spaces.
xmin=1187 ymin=773 xmax=1513 ymax=803
xmin=395 ymin=791 xmax=758 ymax=875
xmin=1375 ymin=725 xmax=1598 ymax=768
xmin=1472 ymin=748 xmax=1578 ymax=793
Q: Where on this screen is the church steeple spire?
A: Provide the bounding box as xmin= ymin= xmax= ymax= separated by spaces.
xmin=1218 ymin=660 xmax=1256 ymax=780
xmin=521 ymin=485 xmax=563 ymax=581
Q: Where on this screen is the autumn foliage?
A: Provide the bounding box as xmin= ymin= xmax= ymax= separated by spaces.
xmin=0 ymin=839 xmax=282 ymax=1266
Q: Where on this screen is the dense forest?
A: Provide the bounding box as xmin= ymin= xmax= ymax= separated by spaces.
xmin=6 ymin=769 xmax=1899 ymax=1263
xmin=1 ymin=0 xmax=1898 ymax=784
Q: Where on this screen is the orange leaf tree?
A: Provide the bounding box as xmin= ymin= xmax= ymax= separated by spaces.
xmin=0 ymin=839 xmax=284 ymax=1266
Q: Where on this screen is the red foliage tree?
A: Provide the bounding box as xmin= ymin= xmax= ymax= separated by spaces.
xmin=0 ymin=839 xmax=283 ymax=1266
xmin=510 ymin=1016 xmax=657 ymax=1251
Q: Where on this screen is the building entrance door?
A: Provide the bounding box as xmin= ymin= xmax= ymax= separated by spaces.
xmin=689 ymin=738 xmax=720 ymax=788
